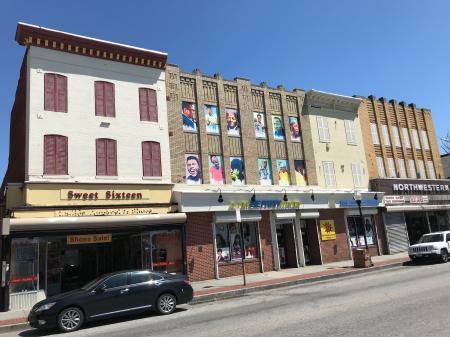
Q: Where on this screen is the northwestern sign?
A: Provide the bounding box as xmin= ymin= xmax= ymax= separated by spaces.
xmin=392 ymin=183 xmax=450 ymax=193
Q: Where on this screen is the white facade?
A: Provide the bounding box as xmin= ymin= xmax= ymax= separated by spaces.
xmin=25 ymin=46 xmax=170 ymax=184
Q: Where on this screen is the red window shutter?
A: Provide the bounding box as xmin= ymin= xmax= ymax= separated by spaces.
xmin=139 ymin=88 xmax=149 ymax=121
xmin=105 ymin=83 xmax=115 ymax=117
xmin=106 ymin=139 xmax=117 ymax=175
xmin=56 ymin=75 xmax=67 ymax=112
xmin=151 ymin=142 xmax=161 ymax=176
xmin=55 ymin=136 xmax=68 ymax=174
xmin=44 ymin=135 xmax=56 ymax=174
xmin=142 ymin=142 xmax=152 ymax=176
xmin=44 ymin=74 xmax=56 ymax=111
xmin=148 ymin=89 xmax=158 ymax=122
xmin=96 ymin=139 xmax=107 ymax=175
xmin=95 ymin=82 xmax=105 ymax=116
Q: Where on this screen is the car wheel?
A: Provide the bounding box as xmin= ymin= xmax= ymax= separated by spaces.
xmin=156 ymin=293 xmax=176 ymax=315
xmin=441 ymin=249 xmax=448 ymax=263
xmin=57 ymin=307 xmax=84 ymax=332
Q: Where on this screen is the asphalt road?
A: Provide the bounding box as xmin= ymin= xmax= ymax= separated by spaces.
xmin=5 ymin=262 xmax=450 ymax=337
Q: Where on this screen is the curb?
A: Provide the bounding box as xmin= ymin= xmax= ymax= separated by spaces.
xmin=0 ymin=322 xmax=29 ymax=334
xmin=190 ymin=260 xmax=407 ymax=305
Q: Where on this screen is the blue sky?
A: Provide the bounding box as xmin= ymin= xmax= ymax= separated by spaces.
xmin=1 ymin=0 xmax=449 ymax=179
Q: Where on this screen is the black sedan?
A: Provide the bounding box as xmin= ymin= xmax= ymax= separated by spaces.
xmin=28 ymin=270 xmax=193 ymax=332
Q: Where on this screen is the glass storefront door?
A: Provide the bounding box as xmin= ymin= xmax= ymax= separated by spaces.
xmin=428 ymin=211 xmax=450 ymax=232
xmin=147 ymin=230 xmax=183 ymax=273
xmin=300 ymin=220 xmax=311 ymax=265
xmin=405 ymin=212 xmax=429 ymax=245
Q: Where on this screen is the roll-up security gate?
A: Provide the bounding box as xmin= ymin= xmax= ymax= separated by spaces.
xmin=384 ymin=212 xmax=409 ymax=254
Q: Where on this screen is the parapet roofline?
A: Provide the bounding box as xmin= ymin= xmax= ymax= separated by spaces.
xmin=15 ymin=22 xmax=167 ymax=70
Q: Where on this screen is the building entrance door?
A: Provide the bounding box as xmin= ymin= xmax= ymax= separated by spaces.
xmin=276 ymin=224 xmax=287 ymax=267
xmin=276 ymin=222 xmax=298 ymax=268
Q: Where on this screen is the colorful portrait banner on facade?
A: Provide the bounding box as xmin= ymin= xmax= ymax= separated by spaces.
xmin=230 ymin=156 xmax=245 ymax=185
xmin=209 ymin=155 xmax=225 ymax=185
xmin=185 ymin=154 xmax=201 ymax=184
xmin=226 ymin=108 xmax=240 ymax=136
xmin=272 ymin=116 xmax=285 ymax=141
xmin=257 ymin=158 xmax=272 ymax=185
xmin=182 ymin=102 xmax=198 ymax=132
xmin=276 ymin=159 xmax=290 ymax=186
xmin=288 ymin=116 xmax=301 ymax=142
xmin=294 ymin=160 xmax=307 ymax=186
xmin=253 ymin=112 xmax=267 ymax=138
xmin=204 ymin=104 xmax=220 ymax=134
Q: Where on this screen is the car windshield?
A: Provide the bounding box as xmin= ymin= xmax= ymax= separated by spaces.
xmin=81 ymin=276 xmax=105 ymax=290
xmin=419 ymin=234 xmax=444 ymax=243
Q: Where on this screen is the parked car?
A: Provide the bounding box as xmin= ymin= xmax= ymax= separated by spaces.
xmin=28 ymin=270 xmax=193 ymax=332
xmin=408 ymin=231 xmax=450 ymax=263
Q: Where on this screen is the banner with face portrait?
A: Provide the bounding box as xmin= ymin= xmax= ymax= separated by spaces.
xmin=182 ymin=102 xmax=198 ymax=132
xmin=294 ymin=160 xmax=307 ymax=186
xmin=257 ymin=158 xmax=272 ymax=185
xmin=230 ymin=156 xmax=245 ymax=185
xmin=185 ymin=154 xmax=202 ymax=184
xmin=288 ymin=116 xmax=301 ymax=142
xmin=272 ymin=116 xmax=285 ymax=141
xmin=253 ymin=112 xmax=267 ymax=139
xmin=204 ymin=104 xmax=220 ymax=134
xmin=226 ymin=108 xmax=240 ymax=136
xmin=276 ymin=159 xmax=290 ymax=186
xmin=209 ymin=155 xmax=225 ymax=185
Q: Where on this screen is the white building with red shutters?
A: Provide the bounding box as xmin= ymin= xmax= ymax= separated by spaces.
xmin=0 ymin=23 xmax=185 ymax=311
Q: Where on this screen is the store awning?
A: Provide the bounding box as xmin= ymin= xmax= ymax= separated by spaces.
xmin=214 ymin=211 xmax=262 ymax=224
xmin=386 ymin=204 xmax=450 ymax=213
xmin=1 ymin=213 xmax=187 ymax=235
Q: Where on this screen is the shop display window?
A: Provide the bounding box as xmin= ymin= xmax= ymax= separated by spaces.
xmin=215 ymin=222 xmax=259 ymax=262
xmin=347 ymin=215 xmax=376 ymax=248
xmin=10 ymin=239 xmax=39 ymax=293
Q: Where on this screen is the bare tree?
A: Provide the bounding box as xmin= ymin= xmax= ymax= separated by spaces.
xmin=442 ymin=131 xmax=450 ymax=154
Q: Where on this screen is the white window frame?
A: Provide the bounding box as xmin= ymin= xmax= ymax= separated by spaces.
xmin=382 ymin=125 xmax=391 ymax=147
xmin=412 ymin=129 xmax=421 ymax=150
xmin=409 ymin=159 xmax=417 ymax=178
xmin=344 ymin=120 xmax=357 ymax=145
xmin=421 ymin=130 xmax=430 ymax=150
xmin=398 ymin=159 xmax=407 ymax=178
xmin=323 ymin=161 xmax=336 ymax=187
xmin=351 ymin=163 xmax=363 ymax=187
xmin=392 ymin=126 xmax=401 ymax=147
xmin=387 ymin=158 xmax=396 ymax=178
xmin=402 ymin=128 xmax=411 ymax=149
xmin=370 ymin=123 xmax=380 ymax=145
xmin=418 ymin=160 xmax=426 ymax=179
xmin=427 ymin=161 xmax=436 ymax=179
xmin=376 ymin=157 xmax=386 ymax=177
xmin=316 ymin=116 xmax=330 ymax=142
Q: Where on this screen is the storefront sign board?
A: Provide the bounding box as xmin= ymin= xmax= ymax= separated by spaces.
xmin=409 ymin=195 xmax=429 ymax=204
xmin=55 ymin=207 xmax=153 ymax=217
xmin=338 ymin=199 xmax=379 ymax=208
xmin=67 ymin=234 xmax=112 ymax=245
xmin=229 ymin=200 xmax=301 ymax=210
xmin=384 ymin=195 xmax=405 ymax=205
xmin=320 ymin=220 xmax=336 ymax=240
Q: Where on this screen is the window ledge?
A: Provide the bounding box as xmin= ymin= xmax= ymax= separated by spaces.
xmin=319 ymin=139 xmax=331 ymax=143
xmin=218 ymin=258 xmax=260 ymax=265
xmin=42 ymin=175 xmax=70 ymax=179
xmin=95 ymin=176 xmax=119 ymax=180
xmin=142 ymin=176 xmax=163 ymax=180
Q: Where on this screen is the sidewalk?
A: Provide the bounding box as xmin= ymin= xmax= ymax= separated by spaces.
xmin=0 ymin=252 xmax=409 ymax=333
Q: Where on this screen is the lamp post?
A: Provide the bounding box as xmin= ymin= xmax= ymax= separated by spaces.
xmin=354 ymin=191 xmax=368 ymax=250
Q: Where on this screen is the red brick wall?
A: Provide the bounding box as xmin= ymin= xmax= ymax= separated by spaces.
xmin=319 ymin=209 xmax=351 ymax=263
xmin=185 ymin=211 xmax=275 ymax=281
xmin=185 ymin=212 xmax=215 ymax=282
xmin=259 ymin=211 xmax=274 ymax=272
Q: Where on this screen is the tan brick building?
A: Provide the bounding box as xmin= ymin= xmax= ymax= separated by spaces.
xmin=358 ymin=96 xmax=450 ymax=254
xmin=166 ymin=65 xmax=381 ymax=282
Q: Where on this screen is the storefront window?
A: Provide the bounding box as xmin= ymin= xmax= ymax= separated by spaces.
xmin=10 ymin=239 xmax=39 ymax=293
xmin=143 ymin=230 xmax=183 ymax=274
xmin=215 ymin=222 xmax=259 ymax=262
xmin=347 ymin=216 xmax=376 ymax=248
